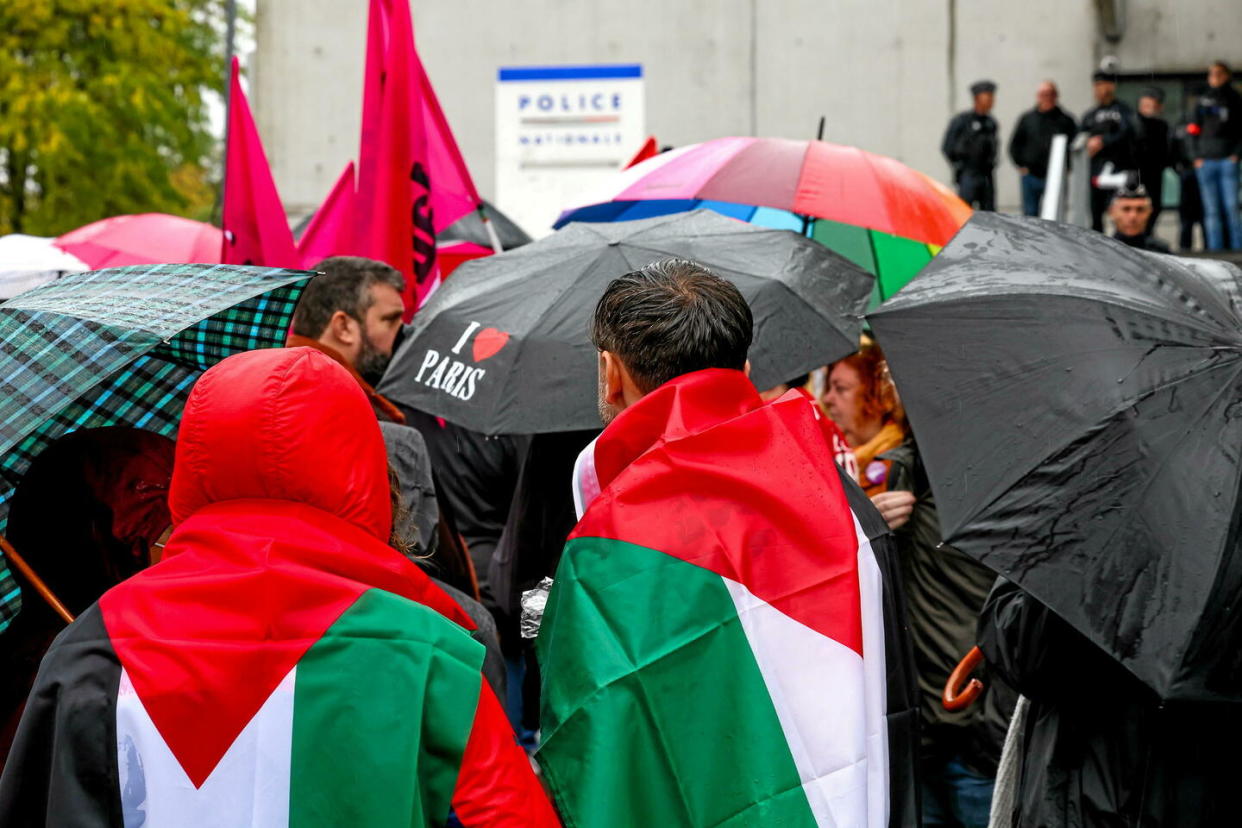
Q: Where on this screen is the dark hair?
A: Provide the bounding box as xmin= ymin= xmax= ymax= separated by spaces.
xmin=591 ymin=258 xmax=753 ymax=393
xmin=291 ymin=256 xmax=405 ymax=338
xmin=1211 ymin=60 xmax=1232 ymax=76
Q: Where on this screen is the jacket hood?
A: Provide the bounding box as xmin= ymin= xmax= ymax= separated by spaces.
xmin=169 ymin=347 xmax=392 ymax=541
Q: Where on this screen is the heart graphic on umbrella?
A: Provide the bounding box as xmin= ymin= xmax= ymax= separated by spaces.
xmin=472 ymin=328 xmax=510 ymax=362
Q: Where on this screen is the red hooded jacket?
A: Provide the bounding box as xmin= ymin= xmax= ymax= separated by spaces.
xmin=15 ymin=347 xmax=559 ymax=826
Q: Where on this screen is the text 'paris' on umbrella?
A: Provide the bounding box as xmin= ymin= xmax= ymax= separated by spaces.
xmin=379 ymin=209 xmax=875 ymax=435
xmin=869 ymin=211 xmax=1242 ymax=702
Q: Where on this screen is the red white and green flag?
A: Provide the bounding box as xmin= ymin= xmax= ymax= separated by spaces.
xmin=540 ymin=368 xmax=916 ymax=827
xmin=0 ymin=502 xmax=559 ymax=827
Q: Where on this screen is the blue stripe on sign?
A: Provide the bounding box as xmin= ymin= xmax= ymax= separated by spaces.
xmin=498 ymin=64 xmax=642 ymax=82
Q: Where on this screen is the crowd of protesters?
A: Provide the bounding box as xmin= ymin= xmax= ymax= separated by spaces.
xmin=943 ymin=60 xmax=1242 ymax=252
xmin=0 ymin=63 xmax=1239 ymax=828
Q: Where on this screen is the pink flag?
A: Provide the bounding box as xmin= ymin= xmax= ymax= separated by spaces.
xmin=355 ymin=0 xmax=483 ymax=317
xmin=297 ymin=162 xmax=357 ymax=268
xmin=222 ymin=57 xmax=298 ymax=267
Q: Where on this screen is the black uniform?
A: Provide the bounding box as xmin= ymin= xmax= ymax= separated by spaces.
xmin=1114 ymin=229 xmax=1172 ymax=254
xmin=1135 ymin=113 xmax=1171 ymax=232
xmin=942 ymin=110 xmax=999 ymax=210
xmin=1081 ymin=99 xmax=1138 ymax=231
xmin=1008 ymin=105 xmax=1077 ymax=179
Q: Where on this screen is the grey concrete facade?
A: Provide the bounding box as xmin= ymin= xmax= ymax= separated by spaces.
xmin=254 ymin=0 xmax=1241 ymax=224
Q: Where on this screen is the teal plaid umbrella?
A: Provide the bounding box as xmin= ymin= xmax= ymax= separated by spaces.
xmin=0 ymin=263 xmax=314 ymax=632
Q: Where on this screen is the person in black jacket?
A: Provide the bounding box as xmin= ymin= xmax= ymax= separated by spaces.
xmin=942 ymin=80 xmax=999 ymax=210
xmin=878 ymin=439 xmax=1017 ymax=828
xmin=1081 ymin=71 xmax=1138 ymax=232
xmin=1008 ymin=81 xmax=1077 ymax=216
xmin=978 ymin=578 xmax=1242 ymax=827
xmin=1171 ymin=115 xmax=1204 ymax=251
xmin=1191 ymin=61 xmax=1242 ymax=250
xmin=1134 ymin=89 xmax=1171 ymax=235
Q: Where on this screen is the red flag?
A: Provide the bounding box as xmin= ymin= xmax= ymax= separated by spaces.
xmin=355 ymin=0 xmax=483 ymax=317
xmin=221 ymin=58 xmax=298 ymax=267
xmin=297 ymin=162 xmax=357 ymax=268
xmin=624 ymin=136 xmax=660 ymax=169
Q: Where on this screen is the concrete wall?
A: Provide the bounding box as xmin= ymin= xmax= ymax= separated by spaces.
xmin=253 ymin=0 xmax=1238 ymax=225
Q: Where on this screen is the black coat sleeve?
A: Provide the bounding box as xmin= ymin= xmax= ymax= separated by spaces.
xmin=0 ymin=605 xmax=123 ymax=827
xmin=942 ymin=114 xmax=966 ymax=166
xmin=1008 ymin=112 xmax=1031 ymax=169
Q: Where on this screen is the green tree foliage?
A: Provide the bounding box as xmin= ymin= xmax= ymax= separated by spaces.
xmin=0 ymin=0 xmax=226 ymax=236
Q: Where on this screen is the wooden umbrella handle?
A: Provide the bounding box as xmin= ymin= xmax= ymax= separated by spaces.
xmin=0 ymin=533 xmax=74 ymax=625
xmin=943 ymin=645 xmax=985 ymax=712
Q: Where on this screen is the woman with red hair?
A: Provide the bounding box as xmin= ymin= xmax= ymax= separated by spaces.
xmin=822 ymin=339 xmax=904 ymax=497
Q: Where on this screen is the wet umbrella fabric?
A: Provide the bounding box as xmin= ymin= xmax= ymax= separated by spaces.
xmin=380 ymin=209 xmax=873 ymax=435
xmin=556 ymin=137 xmax=972 ymax=304
xmin=0 ymin=263 xmax=313 ymax=633
xmin=869 ymin=212 xmax=1242 ymax=702
xmin=55 ymin=213 xmax=224 ymax=269
xmin=438 ymin=199 xmax=532 ymax=251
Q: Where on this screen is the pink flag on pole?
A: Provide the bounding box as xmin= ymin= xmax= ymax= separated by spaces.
xmin=355 ymin=0 xmax=483 ymax=317
xmin=297 ymin=162 xmax=357 ymax=268
xmin=222 ymin=57 xmax=298 ymax=267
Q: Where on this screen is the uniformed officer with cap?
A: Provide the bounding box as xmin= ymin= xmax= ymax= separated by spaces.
xmin=1108 ymin=174 xmax=1171 ymax=253
xmin=942 ymin=80 xmax=999 ymax=210
xmin=1082 ymin=69 xmax=1139 ymax=232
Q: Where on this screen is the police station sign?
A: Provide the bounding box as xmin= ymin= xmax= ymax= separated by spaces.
xmin=495 ymin=64 xmax=645 ymax=237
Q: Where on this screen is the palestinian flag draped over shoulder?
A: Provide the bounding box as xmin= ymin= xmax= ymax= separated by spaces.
xmin=540 ymin=368 xmax=918 ymax=827
xmin=0 ymin=347 xmax=558 ymax=828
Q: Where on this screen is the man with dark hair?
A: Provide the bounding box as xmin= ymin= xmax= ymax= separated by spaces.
xmin=1009 ymin=80 xmax=1077 ymax=216
xmin=1108 ymin=177 xmax=1171 ymax=253
xmin=1191 ymin=60 xmax=1242 ymax=250
xmin=1082 ymin=70 xmax=1139 ymax=232
xmin=591 ymin=258 xmax=752 ymax=420
xmin=942 ymin=80 xmax=999 ymax=210
xmin=538 ymin=258 xmax=919 ymax=827
xmin=1135 ymin=88 xmax=1171 ymax=234
xmin=288 ymin=255 xmax=407 ymax=422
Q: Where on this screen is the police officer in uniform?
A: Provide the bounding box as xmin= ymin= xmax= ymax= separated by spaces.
xmin=1108 ymin=177 xmax=1171 ymax=254
xmin=1081 ymin=70 xmax=1138 ymax=232
xmin=942 ymin=80 xmax=999 ymax=210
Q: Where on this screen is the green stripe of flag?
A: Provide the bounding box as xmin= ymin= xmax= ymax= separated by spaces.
xmin=538 ymin=537 xmax=815 ymax=828
xmin=290 ymin=588 xmax=484 ymax=826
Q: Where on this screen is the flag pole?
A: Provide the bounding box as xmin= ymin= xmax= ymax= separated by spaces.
xmin=218 ymin=0 xmax=238 ymax=260
xmin=478 ymin=203 xmax=503 ymax=254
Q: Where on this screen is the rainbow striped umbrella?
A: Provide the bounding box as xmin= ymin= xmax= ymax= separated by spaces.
xmin=556 ymin=137 xmax=972 ymax=304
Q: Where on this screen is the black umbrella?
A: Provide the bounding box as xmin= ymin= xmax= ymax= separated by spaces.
xmin=438 ymin=199 xmax=533 ymax=251
xmin=380 ymin=209 xmax=873 ymax=434
xmin=869 ymin=211 xmax=1242 ymax=702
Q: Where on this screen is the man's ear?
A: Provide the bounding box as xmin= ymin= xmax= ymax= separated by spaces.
xmin=327 ymin=310 xmax=359 ymax=346
xmin=743 ymin=360 xmax=752 ymax=378
xmin=601 ymin=350 xmax=627 ymax=409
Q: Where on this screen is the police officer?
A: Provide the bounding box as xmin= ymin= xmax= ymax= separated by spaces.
xmin=1081 ymin=70 xmax=1138 ymax=232
xmin=1108 ymin=177 xmax=1171 ymax=254
xmin=942 ymin=80 xmax=999 ymax=210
